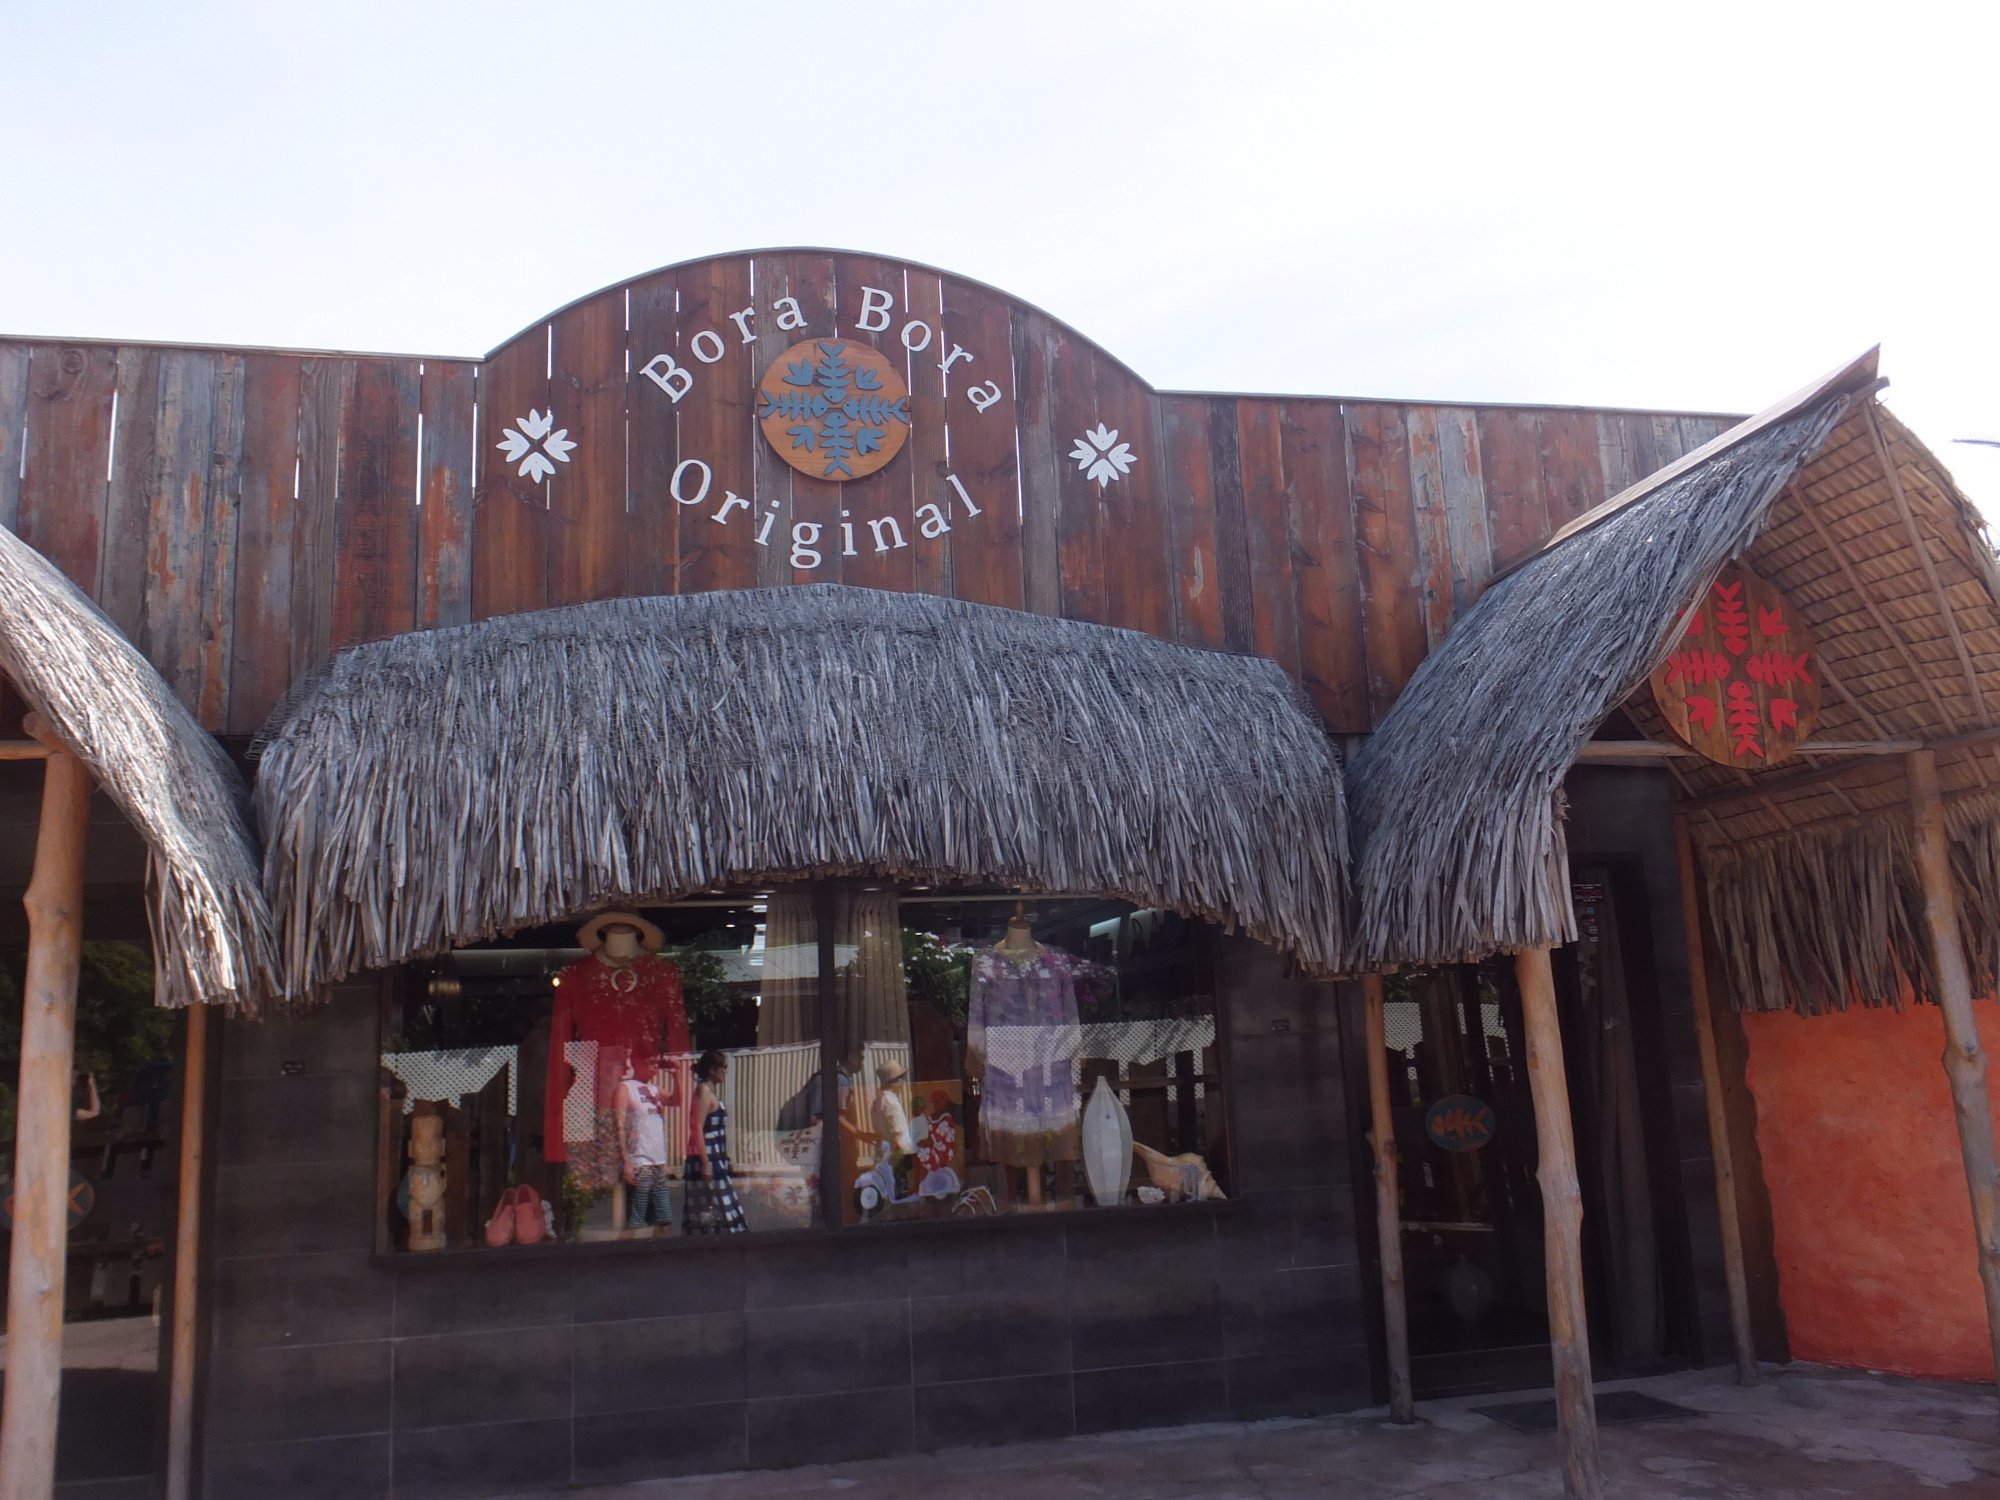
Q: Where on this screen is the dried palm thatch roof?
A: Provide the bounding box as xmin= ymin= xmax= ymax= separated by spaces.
xmin=0 ymin=522 xmax=276 ymax=1009
xmin=1346 ymin=355 xmax=1870 ymax=971
xmin=1634 ymin=399 xmax=2000 ymax=1014
xmin=252 ymin=584 xmax=1351 ymax=1000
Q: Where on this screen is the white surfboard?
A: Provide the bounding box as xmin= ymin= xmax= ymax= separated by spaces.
xmin=1081 ymin=1075 xmax=1135 ymax=1207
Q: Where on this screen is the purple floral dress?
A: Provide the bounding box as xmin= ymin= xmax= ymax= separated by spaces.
xmin=968 ymin=945 xmax=1082 ymax=1167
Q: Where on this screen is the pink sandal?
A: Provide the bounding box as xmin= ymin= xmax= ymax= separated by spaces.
xmin=513 ymin=1184 xmax=547 ymax=1245
xmin=483 ymin=1189 xmax=516 ymax=1248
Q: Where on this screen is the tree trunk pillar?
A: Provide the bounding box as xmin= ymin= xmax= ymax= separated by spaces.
xmin=1515 ymin=943 xmax=1603 ymax=1500
xmin=0 ymin=747 xmax=92 ymax=1500
xmin=1673 ymin=816 xmax=1760 ymax=1384
xmin=1908 ymin=748 xmax=2000 ymax=1389
xmin=165 ymin=1006 xmax=210 ymax=1500
xmin=1361 ymin=972 xmax=1415 ymax=1422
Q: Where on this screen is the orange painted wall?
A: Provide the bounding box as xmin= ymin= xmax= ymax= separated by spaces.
xmin=1744 ymin=1003 xmax=2000 ymax=1380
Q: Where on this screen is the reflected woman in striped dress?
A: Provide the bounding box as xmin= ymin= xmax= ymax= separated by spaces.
xmin=683 ymin=1049 xmax=748 ymax=1234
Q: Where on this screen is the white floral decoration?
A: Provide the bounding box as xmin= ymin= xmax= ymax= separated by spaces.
xmin=1069 ymin=423 xmax=1137 ymax=486
xmin=496 ymin=408 xmax=577 ymax=485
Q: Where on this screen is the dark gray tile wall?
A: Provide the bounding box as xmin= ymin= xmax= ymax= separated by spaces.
xmin=200 ymin=941 xmax=1374 ymax=1497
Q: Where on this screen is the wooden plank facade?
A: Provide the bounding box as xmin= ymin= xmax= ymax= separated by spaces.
xmin=0 ymin=250 xmax=1738 ymax=739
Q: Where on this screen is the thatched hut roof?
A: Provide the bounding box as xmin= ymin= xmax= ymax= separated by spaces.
xmin=1346 ymin=355 xmax=1870 ymax=974
xmin=1637 ymin=399 xmax=2000 ymax=1014
xmin=1351 ymin=347 xmax=2000 ymax=1016
xmin=0 ymin=523 xmax=276 ymax=1009
xmin=252 ymin=584 xmax=1351 ymax=1000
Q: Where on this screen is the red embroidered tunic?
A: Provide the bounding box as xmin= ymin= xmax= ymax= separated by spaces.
xmin=543 ymin=953 xmax=689 ymax=1163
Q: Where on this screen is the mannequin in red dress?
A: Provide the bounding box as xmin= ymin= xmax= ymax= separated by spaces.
xmin=545 ymin=912 xmax=690 ymax=1197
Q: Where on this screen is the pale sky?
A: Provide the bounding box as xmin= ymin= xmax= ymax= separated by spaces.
xmin=7 ymin=2 xmax=1998 ymax=513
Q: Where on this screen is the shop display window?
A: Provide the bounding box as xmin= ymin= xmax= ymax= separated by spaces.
xmin=833 ymin=890 xmax=1228 ymax=1224
xmin=377 ymin=883 xmax=1229 ymax=1253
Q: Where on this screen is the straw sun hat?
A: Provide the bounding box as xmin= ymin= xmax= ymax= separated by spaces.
xmin=577 ymin=910 xmax=666 ymax=952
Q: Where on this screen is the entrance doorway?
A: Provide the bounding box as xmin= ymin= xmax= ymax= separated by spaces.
xmin=1372 ymin=862 xmax=1693 ymax=1397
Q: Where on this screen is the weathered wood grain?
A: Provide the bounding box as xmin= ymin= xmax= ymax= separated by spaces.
xmin=1537 ymin=408 xmax=1606 ymax=529
xmin=1012 ymin=305 xmax=1062 ymax=619
xmin=939 ymin=273 xmax=1023 ymax=611
xmin=674 ymin=258 xmax=759 ymax=595
xmin=1159 ymin=393 xmax=1224 ymax=650
xmin=1205 ymin=398 xmax=1256 ymax=655
xmin=903 ymin=267 xmax=953 ymax=600
xmin=625 ymin=270 xmax=682 ymax=599
xmin=331 ymin=359 xmax=419 ymax=649
xmin=471 ymin=329 xmax=550 ymax=621
xmin=547 ymin=292 xmax=628 ymax=607
xmin=1047 ymin=318 xmax=1109 ymax=625
xmin=745 ymin=256 xmax=802 ymax=589
xmin=831 ymin=253 xmax=915 ymax=593
xmin=1405 ymin=406 xmax=1457 ymax=649
xmin=99 ymin=346 xmax=165 ymax=643
xmin=196 ymin=355 xmax=247 ymax=726
xmin=1092 ymin=348 xmax=1170 ymax=638
xmin=1236 ymin=397 xmax=1300 ymax=675
xmin=229 ymin=354 xmax=303 ymax=733
xmin=1436 ymin=406 xmax=1492 ymax=615
xmin=1348 ymin=402 xmax=1426 ymax=720
xmin=417 ymin=360 xmax=477 ymax=630
xmin=0 ymin=343 xmax=29 ymax=533
xmin=1283 ymin=399 xmax=1368 ymax=730
xmin=19 ymin=345 xmax=117 ymax=590
xmin=1478 ymin=408 xmax=1547 ymax=573
xmin=140 ymin=350 xmax=219 ymax=710
xmin=290 ymin=359 xmax=347 ymax=677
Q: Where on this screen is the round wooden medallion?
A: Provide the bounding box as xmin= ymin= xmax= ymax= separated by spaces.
xmin=1649 ymin=564 xmax=1820 ymax=766
xmin=755 ymin=337 xmax=911 ymax=481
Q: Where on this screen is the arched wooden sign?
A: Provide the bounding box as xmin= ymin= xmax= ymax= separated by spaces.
xmin=1650 ymin=564 xmax=1819 ymax=766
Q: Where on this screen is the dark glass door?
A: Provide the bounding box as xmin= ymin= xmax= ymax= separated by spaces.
xmin=1377 ymin=862 xmax=1695 ymax=1397
xmin=1383 ymin=960 xmax=1556 ymax=1396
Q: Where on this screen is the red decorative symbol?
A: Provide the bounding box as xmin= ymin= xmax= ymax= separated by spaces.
xmin=1649 ymin=566 xmax=1820 ymax=767
xmin=1712 ymin=578 xmax=1751 ymax=655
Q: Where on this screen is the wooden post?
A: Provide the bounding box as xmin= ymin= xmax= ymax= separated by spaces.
xmin=1672 ymin=816 xmax=1760 ymax=1385
xmin=0 ymin=747 xmax=92 ymax=1500
xmin=1908 ymin=748 xmax=2000 ymax=1387
xmin=1515 ymin=944 xmax=1603 ymax=1500
xmin=1360 ymin=972 xmax=1415 ymax=1423
xmin=164 ymin=1006 xmax=209 ymax=1500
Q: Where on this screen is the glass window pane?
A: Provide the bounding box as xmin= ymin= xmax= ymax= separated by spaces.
xmin=836 ymin=887 xmax=1228 ymax=1223
xmin=379 ymin=886 xmax=820 ymax=1251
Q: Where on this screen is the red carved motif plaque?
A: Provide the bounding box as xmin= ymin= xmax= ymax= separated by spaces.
xmin=1650 ymin=565 xmax=1819 ymax=766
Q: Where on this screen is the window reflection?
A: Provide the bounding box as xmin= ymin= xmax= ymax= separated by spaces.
xmin=380 ymin=889 xmax=819 ymax=1251
xmin=379 ymin=882 xmax=1231 ymax=1251
xmin=837 ymin=891 xmax=1228 ymax=1224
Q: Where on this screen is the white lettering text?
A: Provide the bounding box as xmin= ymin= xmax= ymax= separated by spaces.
xmin=856 ymin=286 xmax=895 ymax=333
xmin=641 ymin=353 xmax=694 ymax=403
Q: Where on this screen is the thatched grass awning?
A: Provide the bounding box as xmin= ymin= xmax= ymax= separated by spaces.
xmin=1347 ymin=358 xmax=1868 ymax=971
xmin=252 ymin=584 xmax=1351 ymax=1000
xmin=1634 ymin=400 xmax=2000 ymax=1015
xmin=0 ymin=523 xmax=276 ymax=1009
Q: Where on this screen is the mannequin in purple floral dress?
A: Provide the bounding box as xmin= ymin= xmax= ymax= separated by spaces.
xmin=967 ymin=912 xmax=1082 ymax=1208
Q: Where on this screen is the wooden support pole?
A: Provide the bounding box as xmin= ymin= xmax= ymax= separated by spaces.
xmin=0 ymin=749 xmax=92 ymax=1500
xmin=1360 ymin=972 xmax=1415 ymax=1423
xmin=1673 ymin=816 xmax=1760 ymax=1385
xmin=164 ymin=1006 xmax=209 ymax=1500
xmin=1908 ymin=748 xmax=2000 ymax=1389
xmin=1515 ymin=944 xmax=1603 ymax=1500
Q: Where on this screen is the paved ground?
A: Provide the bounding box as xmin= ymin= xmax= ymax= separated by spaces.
xmin=551 ymin=1365 xmax=2000 ymax=1500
